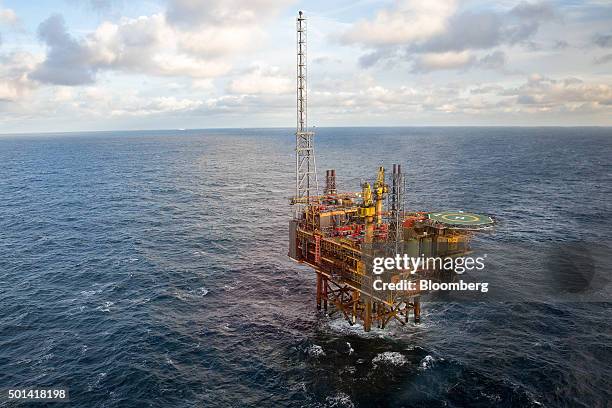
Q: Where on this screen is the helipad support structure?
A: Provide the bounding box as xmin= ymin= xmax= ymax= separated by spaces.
xmin=428 ymin=211 xmax=494 ymax=228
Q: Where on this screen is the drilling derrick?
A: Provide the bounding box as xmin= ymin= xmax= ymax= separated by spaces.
xmin=288 ymin=11 xmax=494 ymax=332
xmin=292 ymin=10 xmax=318 ymax=217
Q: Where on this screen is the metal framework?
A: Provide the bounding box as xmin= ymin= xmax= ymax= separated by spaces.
xmin=387 ymin=164 xmax=405 ymax=249
xmin=294 ymin=11 xmax=318 ymax=216
xmin=325 ymin=169 xmax=337 ymax=195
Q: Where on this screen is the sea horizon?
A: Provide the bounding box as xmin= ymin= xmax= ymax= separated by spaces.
xmin=3 ymin=124 xmax=612 ymax=138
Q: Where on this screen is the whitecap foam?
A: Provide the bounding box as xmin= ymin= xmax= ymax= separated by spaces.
xmin=97 ymin=301 xmax=114 ymax=312
xmin=88 ymin=372 xmax=107 ymax=391
xmin=420 ymin=355 xmax=435 ymax=370
xmin=325 ymin=392 xmax=355 ymax=408
xmin=372 ymin=351 xmax=407 ymax=367
xmin=325 ymin=317 xmax=386 ymax=339
xmin=306 ymin=344 xmax=325 ymax=358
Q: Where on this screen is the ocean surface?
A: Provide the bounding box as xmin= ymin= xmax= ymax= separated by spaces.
xmin=0 ymin=127 xmax=610 ymax=407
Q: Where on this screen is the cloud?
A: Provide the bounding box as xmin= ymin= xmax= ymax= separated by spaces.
xmin=30 ymin=0 xmax=291 ymax=86
xmin=305 ymin=73 xmax=612 ymax=121
xmin=504 ymin=75 xmax=612 ymax=110
xmin=593 ymin=53 xmax=612 ymax=65
xmin=67 ymin=0 xmax=122 ymax=13
xmin=470 ymin=84 xmax=504 ymax=95
xmin=86 ymin=14 xmax=230 ymax=77
xmin=412 ymin=51 xmax=474 ymax=72
xmin=358 ymin=49 xmax=395 ymax=68
xmin=0 ymin=5 xmax=18 ymax=26
xmin=28 ymin=13 xmax=233 ymax=85
xmin=35 ymin=85 xmax=207 ymax=117
xmin=479 ymin=50 xmax=507 ymax=70
xmin=165 ymin=0 xmax=292 ymax=58
xmin=342 ymin=1 xmax=555 ymax=69
xmin=113 ymin=96 xmax=204 ymax=116
xmin=340 ymin=0 xmax=456 ymax=47
xmin=87 ymin=0 xmax=117 ymax=12
xmin=227 ymin=64 xmax=292 ymax=95
xmin=174 ymin=25 xmax=259 ymax=59
xmin=413 ymin=3 xmax=554 ymax=54
xmin=313 ymin=55 xmax=342 ymax=65
xmin=411 ymin=50 xmax=507 ymax=72
xmin=593 ymin=33 xmax=612 ymax=48
xmin=166 ymin=0 xmax=290 ymax=28
xmin=0 ymin=51 xmax=38 ymax=101
xmin=30 ymin=14 xmax=97 ymax=85
xmin=0 ymin=4 xmax=38 ymax=103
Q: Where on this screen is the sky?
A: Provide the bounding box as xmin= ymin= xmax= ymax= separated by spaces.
xmin=0 ymin=0 xmax=611 ymax=133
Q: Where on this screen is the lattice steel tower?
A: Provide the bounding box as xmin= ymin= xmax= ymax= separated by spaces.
xmin=294 ymin=11 xmax=318 ymax=216
xmin=387 ymin=164 xmax=405 ymax=250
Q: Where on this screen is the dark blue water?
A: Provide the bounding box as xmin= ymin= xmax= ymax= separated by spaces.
xmin=0 ymin=128 xmax=610 ymax=407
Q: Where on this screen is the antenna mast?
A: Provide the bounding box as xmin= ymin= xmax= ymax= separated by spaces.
xmin=294 ymin=10 xmax=318 ymax=217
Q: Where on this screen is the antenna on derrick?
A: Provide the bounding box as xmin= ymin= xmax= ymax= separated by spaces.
xmin=293 ymin=10 xmax=318 ymax=217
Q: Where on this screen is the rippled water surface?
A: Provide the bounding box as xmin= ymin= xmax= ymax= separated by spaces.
xmin=0 ymin=127 xmax=610 ymax=407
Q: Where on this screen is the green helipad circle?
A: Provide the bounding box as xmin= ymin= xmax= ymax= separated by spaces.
xmin=428 ymin=211 xmax=493 ymax=226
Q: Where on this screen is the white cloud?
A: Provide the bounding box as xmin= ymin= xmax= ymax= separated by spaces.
xmin=593 ymin=53 xmax=612 ymax=65
xmin=87 ymin=14 xmax=232 ymax=78
xmin=175 ymin=27 xmax=261 ymax=58
xmin=340 ymin=0 xmax=456 ymax=46
xmin=305 ymin=73 xmax=612 ymax=122
xmin=0 ymin=51 xmax=38 ymax=101
xmin=411 ymin=50 xmax=508 ymax=72
xmin=0 ymin=5 xmax=18 ymax=26
xmin=30 ymin=0 xmax=292 ymax=86
xmin=108 ymin=96 xmax=203 ymax=116
xmin=413 ymin=51 xmax=473 ymax=72
xmin=53 ymin=87 xmax=74 ymax=102
xmin=28 ymin=12 xmax=235 ymax=85
xmin=166 ymin=0 xmax=291 ymax=27
xmin=227 ymin=65 xmax=292 ymax=95
xmin=342 ymin=1 xmax=555 ymax=69
xmin=507 ymin=75 xmax=612 ymax=109
xmin=42 ymin=85 xmax=205 ymax=117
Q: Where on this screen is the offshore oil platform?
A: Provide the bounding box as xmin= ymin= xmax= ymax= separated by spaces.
xmin=288 ymin=12 xmax=494 ymax=331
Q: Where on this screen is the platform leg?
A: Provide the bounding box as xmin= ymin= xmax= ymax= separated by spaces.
xmin=364 ymin=298 xmax=372 ymax=332
xmin=352 ymin=291 xmax=358 ymax=324
xmin=414 ymin=299 xmax=421 ymax=324
xmin=316 ymin=273 xmax=322 ymax=311
xmin=322 ymin=276 xmax=328 ymax=311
